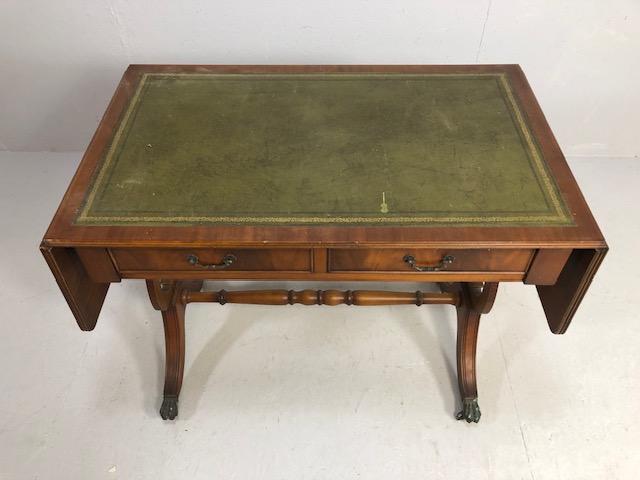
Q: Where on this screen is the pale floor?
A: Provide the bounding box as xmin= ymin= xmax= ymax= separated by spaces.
xmin=0 ymin=153 xmax=638 ymax=479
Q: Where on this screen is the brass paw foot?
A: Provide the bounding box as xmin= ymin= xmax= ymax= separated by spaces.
xmin=160 ymin=395 xmax=179 ymax=420
xmin=456 ymin=397 xmax=481 ymax=423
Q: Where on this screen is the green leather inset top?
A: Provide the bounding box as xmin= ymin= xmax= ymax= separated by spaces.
xmin=75 ymin=72 xmax=573 ymax=226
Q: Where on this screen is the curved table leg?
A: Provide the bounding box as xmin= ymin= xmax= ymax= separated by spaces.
xmin=147 ymin=279 xmax=203 ymax=420
xmin=440 ymin=282 xmax=498 ymax=423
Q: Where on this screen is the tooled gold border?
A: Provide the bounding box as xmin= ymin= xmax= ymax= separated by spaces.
xmin=78 ymin=214 xmax=570 ymax=224
xmin=76 ymin=72 xmax=573 ymax=226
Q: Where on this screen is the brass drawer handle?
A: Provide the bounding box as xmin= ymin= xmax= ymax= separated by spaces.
xmin=403 ymin=254 xmax=455 ymax=272
xmin=186 ymin=253 xmax=237 ymax=270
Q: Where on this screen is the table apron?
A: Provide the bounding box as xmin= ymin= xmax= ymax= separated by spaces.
xmin=106 ymin=246 xmax=535 ymax=282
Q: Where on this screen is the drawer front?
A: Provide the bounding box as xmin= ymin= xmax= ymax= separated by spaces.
xmin=111 ymin=248 xmax=312 ymax=273
xmin=328 ymin=248 xmax=533 ymax=273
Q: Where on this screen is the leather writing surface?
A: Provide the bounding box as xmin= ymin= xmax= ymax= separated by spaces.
xmin=76 ymin=72 xmax=573 ymax=226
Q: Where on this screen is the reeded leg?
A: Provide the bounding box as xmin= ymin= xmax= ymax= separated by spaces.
xmin=159 ymin=301 xmax=186 ymax=420
xmin=455 ymin=303 xmax=482 ymax=423
xmin=440 ymin=282 xmax=498 ymax=423
xmin=147 ymin=279 xmax=203 ymax=420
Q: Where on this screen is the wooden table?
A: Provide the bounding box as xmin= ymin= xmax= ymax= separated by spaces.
xmin=41 ymin=65 xmax=607 ymax=422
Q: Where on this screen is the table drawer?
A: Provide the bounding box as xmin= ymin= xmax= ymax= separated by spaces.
xmin=111 ymin=248 xmax=312 ymax=273
xmin=328 ymin=248 xmax=533 ymax=273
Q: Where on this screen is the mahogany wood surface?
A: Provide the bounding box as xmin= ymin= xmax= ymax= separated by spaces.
xmin=40 ymin=246 xmax=110 ymax=331
xmin=327 ymin=248 xmax=533 ymax=272
xmin=537 ymin=248 xmax=607 ymax=334
xmin=523 ymin=248 xmax=573 ymax=285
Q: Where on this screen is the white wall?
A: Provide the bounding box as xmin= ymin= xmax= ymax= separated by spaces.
xmin=1 ymin=0 xmax=638 ymax=156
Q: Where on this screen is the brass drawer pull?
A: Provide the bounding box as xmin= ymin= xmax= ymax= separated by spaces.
xmin=186 ymin=253 xmax=237 ymax=270
xmin=403 ymin=254 xmax=455 ymax=272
